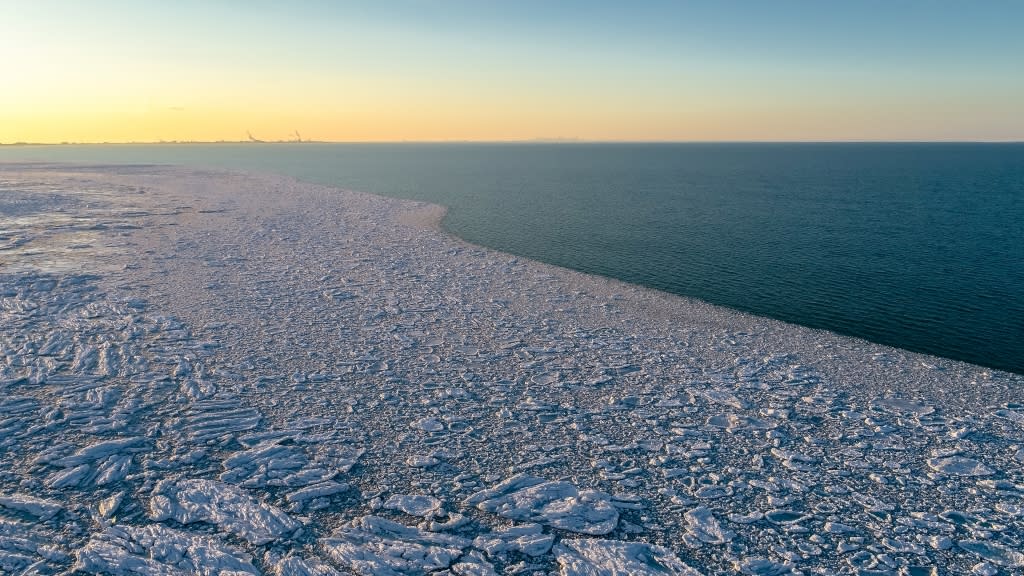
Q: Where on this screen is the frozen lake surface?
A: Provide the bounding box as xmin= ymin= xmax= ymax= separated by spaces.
xmin=1 ymin=164 xmax=1022 ymax=575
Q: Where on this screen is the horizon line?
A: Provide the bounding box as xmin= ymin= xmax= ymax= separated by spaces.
xmin=3 ymin=139 xmax=1023 ymax=146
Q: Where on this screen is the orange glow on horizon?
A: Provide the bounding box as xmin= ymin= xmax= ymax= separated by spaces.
xmin=2 ymin=2 xmax=1022 ymax=144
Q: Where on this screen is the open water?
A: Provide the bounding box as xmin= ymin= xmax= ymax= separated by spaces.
xmin=2 ymin=142 xmax=1022 ymax=373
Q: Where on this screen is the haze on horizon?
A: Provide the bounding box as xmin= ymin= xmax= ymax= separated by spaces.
xmin=3 ymin=0 xmax=1023 ymax=144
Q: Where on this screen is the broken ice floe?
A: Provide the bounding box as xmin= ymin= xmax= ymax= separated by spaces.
xmin=734 ymin=558 xmax=794 ymax=575
xmin=871 ymin=397 xmax=935 ymax=417
xmin=0 ymin=494 xmax=64 ymax=520
xmin=320 ymin=515 xmax=470 ymax=574
xmin=38 ymin=437 xmax=146 ymax=489
xmin=683 ymin=506 xmax=734 ymax=546
xmin=287 ymin=481 xmax=350 ymax=512
xmin=272 ymin=554 xmax=343 ymax=576
xmin=149 ymin=479 xmax=300 ymax=545
xmin=74 ymin=524 xmax=258 ymax=575
xmin=220 ymin=440 xmax=323 ymax=488
xmin=466 ymin=474 xmax=619 ymax=535
xmin=3 ymin=167 xmax=1024 ymax=575
xmin=553 ymin=538 xmax=702 ymax=576
xmin=926 ymin=456 xmax=994 ymax=476
xmin=410 ymin=417 xmax=446 ymax=432
xmin=957 ymin=540 xmax=1024 ymax=568
xmin=168 ymin=397 xmax=262 ymax=444
xmin=383 ymin=494 xmax=443 ymax=518
xmin=472 ymin=523 xmax=554 ymax=558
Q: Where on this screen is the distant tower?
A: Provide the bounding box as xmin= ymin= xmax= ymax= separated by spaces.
xmin=293 ymin=130 xmax=302 ymax=143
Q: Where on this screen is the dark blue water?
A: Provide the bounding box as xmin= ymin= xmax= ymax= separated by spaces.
xmin=3 ymin=143 xmax=1022 ymax=373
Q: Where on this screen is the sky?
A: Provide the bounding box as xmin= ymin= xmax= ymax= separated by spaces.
xmin=2 ymin=0 xmax=1023 ymax=143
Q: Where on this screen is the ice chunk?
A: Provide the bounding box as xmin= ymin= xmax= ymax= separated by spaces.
xmin=0 ymin=550 xmax=36 ymax=573
xmin=554 ymin=538 xmax=702 ymax=576
xmin=411 ymin=417 xmax=445 ymax=432
xmin=466 ymin=474 xmax=618 ymax=535
xmin=220 ymin=441 xmax=309 ymax=488
xmin=770 ymin=448 xmax=818 ymax=472
xmin=0 ymin=494 xmax=63 ymax=520
xmin=871 ymin=397 xmax=935 ymax=416
xmin=95 ymin=454 xmax=134 ymax=486
xmin=46 ymin=463 xmax=91 ymax=488
xmin=958 ymin=540 xmax=1024 ymax=568
xmin=926 ymin=456 xmax=993 ymax=476
xmin=994 ymin=408 xmax=1024 ymax=426
xmin=707 ymin=414 xmax=774 ymax=431
xmin=684 ymin=507 xmax=734 ymax=545
xmin=171 ymin=398 xmax=262 ymax=443
xmin=74 ymin=524 xmax=258 ymax=575
xmin=406 ymin=455 xmax=440 ymax=468
xmin=383 ymin=494 xmax=442 ymax=518
xmin=281 ymin=467 xmax=337 ymax=487
xmin=98 ymin=493 xmax=124 ymax=518
xmin=321 ymin=515 xmax=469 ymax=575
xmin=286 ymin=481 xmax=349 ymax=511
xmin=473 ymin=523 xmax=554 ymax=558
xmin=450 ymin=550 xmax=498 ymax=576
xmin=735 ymin=558 xmax=794 ymax=575
xmin=823 ymin=521 xmax=857 ymax=534
xmin=180 ymin=378 xmax=217 ymax=401
xmin=52 ymin=436 xmax=146 ymax=467
xmin=150 ymin=479 xmax=300 ymax=544
xmin=0 ymin=396 xmax=38 ymax=414
xmin=273 ymin=554 xmax=343 ymax=576
xmin=702 ymin=389 xmax=747 ymax=409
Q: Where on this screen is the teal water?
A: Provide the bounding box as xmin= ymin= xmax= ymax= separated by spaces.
xmin=2 ymin=143 xmax=1022 ymax=373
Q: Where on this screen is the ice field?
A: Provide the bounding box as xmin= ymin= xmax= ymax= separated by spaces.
xmin=1 ymin=164 xmax=1022 ymax=575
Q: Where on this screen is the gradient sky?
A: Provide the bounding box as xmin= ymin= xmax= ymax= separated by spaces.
xmin=3 ymin=0 xmax=1023 ymax=143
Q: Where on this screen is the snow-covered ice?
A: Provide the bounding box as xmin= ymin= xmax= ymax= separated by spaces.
xmin=1 ymin=163 xmax=1022 ymax=574
xmin=75 ymin=524 xmax=259 ymax=575
xmin=473 ymin=523 xmax=555 ymax=558
xmin=0 ymin=495 xmax=63 ymax=520
xmin=683 ymin=506 xmax=735 ymax=546
xmin=321 ymin=515 xmax=470 ymax=574
xmin=466 ymin=475 xmax=619 ymax=535
xmin=554 ymin=538 xmax=701 ymax=575
xmin=149 ymin=479 xmax=301 ymax=545
xmin=926 ymin=456 xmax=994 ymax=476
xmin=383 ymin=494 xmax=443 ymax=518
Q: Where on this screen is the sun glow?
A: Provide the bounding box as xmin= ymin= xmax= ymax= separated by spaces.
xmin=2 ymin=1 xmax=1022 ymax=143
